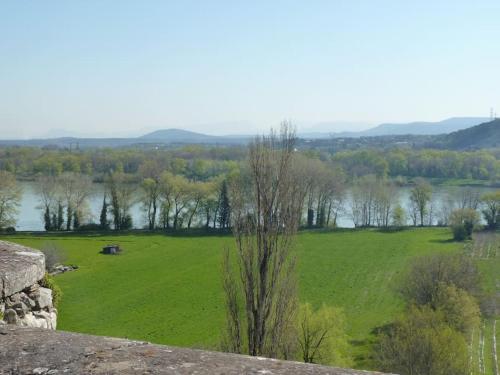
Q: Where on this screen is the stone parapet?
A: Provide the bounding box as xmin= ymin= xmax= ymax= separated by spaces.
xmin=0 ymin=326 xmax=393 ymax=375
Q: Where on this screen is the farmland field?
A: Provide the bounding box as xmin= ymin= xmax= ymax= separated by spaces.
xmin=2 ymin=228 xmax=468 ymax=369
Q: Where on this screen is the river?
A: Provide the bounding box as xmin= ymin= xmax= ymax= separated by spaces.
xmin=14 ymin=182 xmax=496 ymax=231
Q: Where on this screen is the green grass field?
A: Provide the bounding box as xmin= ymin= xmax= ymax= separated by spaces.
xmin=3 ymin=228 xmax=464 ymax=369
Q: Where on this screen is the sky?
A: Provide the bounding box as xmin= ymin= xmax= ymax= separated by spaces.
xmin=1 ymin=1 xmax=499 ymax=138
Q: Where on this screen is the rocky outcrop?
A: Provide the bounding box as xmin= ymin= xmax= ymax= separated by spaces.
xmin=0 ymin=241 xmax=57 ymax=329
xmin=0 ymin=326 xmax=393 ymax=374
xmin=0 ymin=241 xmax=45 ymax=298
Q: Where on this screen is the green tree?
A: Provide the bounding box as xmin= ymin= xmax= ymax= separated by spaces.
xmin=56 ymin=201 xmax=64 ymax=231
xmin=433 ymin=283 xmax=480 ymax=335
xmin=99 ymin=196 xmax=109 ymax=230
xmin=106 ymin=172 xmax=135 ymax=230
xmin=72 ymin=210 xmax=80 ymax=230
xmin=296 ymin=303 xmax=351 ymax=366
xmin=218 ymin=180 xmax=231 ymax=229
xmin=480 ymin=190 xmax=500 ymax=229
xmin=391 ymin=204 xmax=406 ymax=227
xmin=44 ymin=206 xmax=52 ymax=231
xmin=377 ymin=305 xmax=468 ymax=375
xmin=141 ymin=177 xmax=160 ymax=230
xmin=170 ymin=174 xmax=190 ymax=230
xmin=449 ymin=208 xmax=480 ymax=241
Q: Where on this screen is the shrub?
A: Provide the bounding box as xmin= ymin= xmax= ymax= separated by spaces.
xmin=401 ymin=253 xmax=478 ymax=306
xmin=391 ymin=205 xmax=406 ymax=227
xmin=433 ymin=283 xmax=480 ymax=335
xmin=377 ymin=305 xmax=468 ymax=375
xmin=296 ymin=303 xmax=352 ymax=366
xmin=39 ymin=273 xmax=62 ymax=309
xmin=76 ymin=223 xmax=102 ymax=231
xmin=449 ymin=208 xmax=480 ymax=241
xmin=121 ymin=215 xmax=133 ymax=230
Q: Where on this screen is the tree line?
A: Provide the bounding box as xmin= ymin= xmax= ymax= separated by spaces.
xmin=0 ymin=160 xmax=499 ymax=234
xmin=0 ymin=143 xmax=498 ymax=183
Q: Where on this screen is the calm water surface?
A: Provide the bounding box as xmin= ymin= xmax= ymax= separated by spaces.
xmin=15 ymin=182 xmax=495 ymax=231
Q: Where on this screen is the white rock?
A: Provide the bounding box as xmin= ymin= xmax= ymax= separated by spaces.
xmin=0 ymin=241 xmax=45 ymax=297
xmin=37 ymin=287 xmax=53 ymax=310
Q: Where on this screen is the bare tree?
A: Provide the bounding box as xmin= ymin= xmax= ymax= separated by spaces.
xmin=222 ymin=123 xmax=306 ymax=358
xmin=35 ymin=175 xmax=59 ymax=230
xmin=409 ymin=178 xmax=432 ymax=227
xmin=373 ymin=179 xmax=397 ymax=227
xmin=0 ymin=171 xmax=22 ymax=229
xmin=350 ymin=175 xmax=377 ymax=227
xmin=58 ymin=172 xmax=92 ymax=230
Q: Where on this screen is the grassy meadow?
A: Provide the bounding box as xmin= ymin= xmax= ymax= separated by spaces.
xmin=3 ymin=228 xmax=466 ymax=369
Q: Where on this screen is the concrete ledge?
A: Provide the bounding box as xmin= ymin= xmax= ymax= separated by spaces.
xmin=0 ymin=241 xmax=45 ymax=298
xmin=0 ymin=326 xmax=391 ymax=374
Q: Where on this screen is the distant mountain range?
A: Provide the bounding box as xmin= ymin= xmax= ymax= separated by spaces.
xmin=0 ymin=117 xmax=496 ymax=149
xmin=300 ymin=117 xmax=490 ymax=138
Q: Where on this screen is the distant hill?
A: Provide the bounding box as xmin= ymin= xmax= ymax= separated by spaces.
xmin=437 ymin=119 xmax=500 ymax=149
xmin=0 ymin=128 xmax=251 ymax=149
xmin=349 ymin=117 xmax=489 ymax=137
xmin=0 ymin=119 xmax=497 ymax=150
xmin=139 ymin=128 xmax=219 ymax=143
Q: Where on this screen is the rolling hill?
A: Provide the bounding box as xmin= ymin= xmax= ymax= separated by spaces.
xmin=327 ymin=117 xmax=489 ymax=138
xmin=438 ymin=119 xmax=500 ymax=149
xmin=139 ymin=128 xmax=219 ymax=143
xmin=0 ymin=118 xmax=497 ymax=149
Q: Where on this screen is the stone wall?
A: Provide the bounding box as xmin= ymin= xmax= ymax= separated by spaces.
xmin=0 ymin=241 xmax=57 ymax=329
xmin=0 ymin=326 xmax=392 ymax=374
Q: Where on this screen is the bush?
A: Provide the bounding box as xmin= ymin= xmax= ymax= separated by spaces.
xmin=449 ymin=208 xmax=480 ymax=241
xmin=391 ymin=205 xmax=406 ymax=227
xmin=433 ymin=283 xmax=480 ymax=335
xmin=377 ymin=305 xmax=468 ymax=375
xmin=121 ymin=215 xmax=133 ymax=230
xmin=401 ymin=253 xmax=478 ymax=306
xmin=296 ymin=303 xmax=352 ymax=366
xmin=452 ymin=224 xmax=468 ymax=241
xmin=39 ymin=273 xmax=62 ymax=309
xmin=76 ymin=223 xmax=103 ymax=231
xmin=5 ymin=226 xmax=16 ymax=233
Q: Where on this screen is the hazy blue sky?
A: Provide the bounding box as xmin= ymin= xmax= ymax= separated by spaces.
xmin=1 ymin=1 xmax=499 ymax=138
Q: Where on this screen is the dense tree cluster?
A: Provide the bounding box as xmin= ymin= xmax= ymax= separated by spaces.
xmin=0 ymin=145 xmax=498 ymax=182
xmin=0 ymin=146 xmax=243 ymax=180
xmin=0 ymin=141 xmax=498 ymax=233
xmin=333 ymin=148 xmax=500 ymax=181
xmin=377 ymin=253 xmax=481 ymax=375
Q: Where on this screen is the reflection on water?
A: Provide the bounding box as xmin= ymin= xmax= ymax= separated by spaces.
xmin=16 ymin=182 xmax=143 ymax=231
xmin=15 ymin=182 xmax=495 ymax=231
